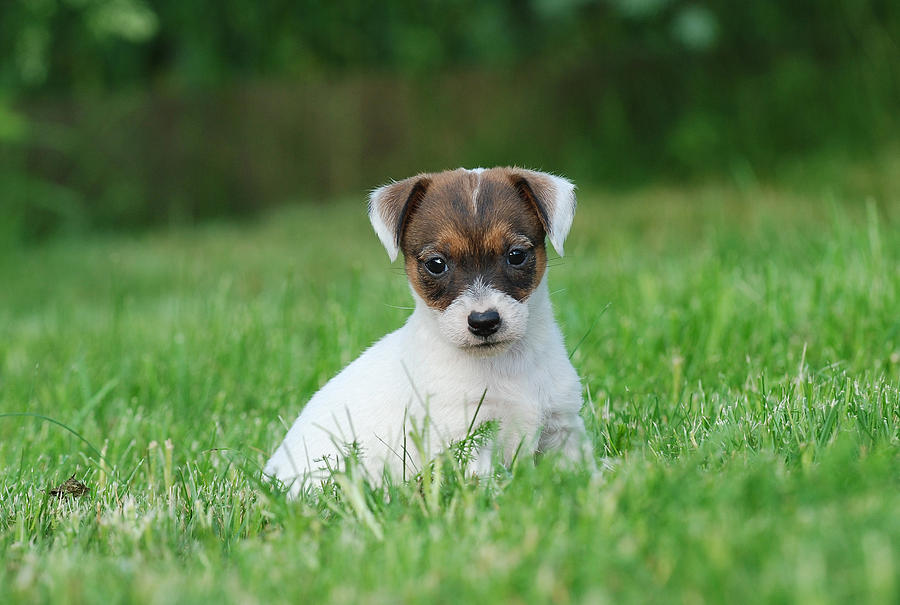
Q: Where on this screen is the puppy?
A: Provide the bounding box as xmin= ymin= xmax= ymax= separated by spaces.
xmin=265 ymin=167 xmax=591 ymax=497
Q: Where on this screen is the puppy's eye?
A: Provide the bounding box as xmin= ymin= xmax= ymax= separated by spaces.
xmin=423 ymin=256 xmax=448 ymax=276
xmin=507 ymin=248 xmax=528 ymax=266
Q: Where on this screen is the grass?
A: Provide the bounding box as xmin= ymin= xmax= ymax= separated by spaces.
xmin=1 ymin=165 xmax=899 ymax=603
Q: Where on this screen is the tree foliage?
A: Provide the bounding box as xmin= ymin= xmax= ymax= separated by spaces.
xmin=1 ymin=0 xmax=898 ymax=239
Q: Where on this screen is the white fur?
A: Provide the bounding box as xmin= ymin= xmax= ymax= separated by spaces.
xmin=540 ymin=173 xmax=576 ymax=257
xmin=436 ymin=278 xmax=528 ymax=351
xmin=264 ymin=276 xmax=589 ymax=498
xmin=468 ymin=167 xmax=485 ymax=212
xmin=368 ymin=183 xmax=402 ymax=262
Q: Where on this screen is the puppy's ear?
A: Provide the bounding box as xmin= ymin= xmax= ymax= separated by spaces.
xmin=508 ymin=169 xmax=577 ymax=256
xmin=368 ymin=175 xmax=432 ymax=261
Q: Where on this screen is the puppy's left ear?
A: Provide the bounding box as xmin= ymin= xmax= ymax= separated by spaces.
xmin=368 ymin=174 xmax=432 ymax=261
xmin=508 ymin=169 xmax=577 ymax=256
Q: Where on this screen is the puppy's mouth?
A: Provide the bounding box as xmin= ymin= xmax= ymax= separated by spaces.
xmin=460 ymin=338 xmax=513 ymax=355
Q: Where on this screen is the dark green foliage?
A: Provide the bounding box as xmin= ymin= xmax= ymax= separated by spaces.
xmin=1 ymin=1 xmax=899 ymax=242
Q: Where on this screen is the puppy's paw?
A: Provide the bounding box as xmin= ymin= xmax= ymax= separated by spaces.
xmin=466 ymin=444 xmax=497 ymax=478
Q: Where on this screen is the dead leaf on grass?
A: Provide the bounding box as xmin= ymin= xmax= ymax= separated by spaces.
xmin=49 ymin=474 xmax=89 ymax=499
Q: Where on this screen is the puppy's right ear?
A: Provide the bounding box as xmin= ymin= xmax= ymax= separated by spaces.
xmin=368 ymin=174 xmax=432 ymax=261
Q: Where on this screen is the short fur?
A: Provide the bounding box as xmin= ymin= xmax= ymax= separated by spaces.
xmin=265 ymin=167 xmax=590 ymax=497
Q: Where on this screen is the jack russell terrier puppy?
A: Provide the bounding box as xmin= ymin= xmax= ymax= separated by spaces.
xmin=265 ymin=167 xmax=591 ymax=497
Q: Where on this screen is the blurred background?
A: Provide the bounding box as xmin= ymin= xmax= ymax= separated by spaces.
xmin=1 ymin=0 xmax=898 ymax=243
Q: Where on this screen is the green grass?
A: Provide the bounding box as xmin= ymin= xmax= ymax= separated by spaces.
xmin=1 ymin=170 xmax=899 ymax=603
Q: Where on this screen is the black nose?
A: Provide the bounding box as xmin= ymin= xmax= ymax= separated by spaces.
xmin=468 ymin=309 xmax=501 ymax=337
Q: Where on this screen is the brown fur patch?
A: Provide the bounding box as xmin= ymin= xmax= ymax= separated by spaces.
xmin=482 ymin=224 xmax=514 ymax=255
xmin=433 ymin=226 xmax=474 ymax=259
xmin=398 ymin=168 xmax=549 ymax=310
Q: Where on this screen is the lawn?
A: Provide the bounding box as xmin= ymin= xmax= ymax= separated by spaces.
xmin=1 ymin=164 xmax=899 ymax=604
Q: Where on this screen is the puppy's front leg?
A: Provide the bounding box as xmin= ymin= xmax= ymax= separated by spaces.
xmin=537 ymin=410 xmax=594 ymax=468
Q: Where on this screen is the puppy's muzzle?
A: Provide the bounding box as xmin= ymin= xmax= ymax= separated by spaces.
xmin=467 ymin=309 xmax=501 ymax=337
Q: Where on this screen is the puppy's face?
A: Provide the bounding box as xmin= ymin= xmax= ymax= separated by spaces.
xmin=369 ymin=167 xmax=576 ymax=354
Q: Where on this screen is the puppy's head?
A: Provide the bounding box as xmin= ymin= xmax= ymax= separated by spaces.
xmin=369 ymin=167 xmax=576 ymax=354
